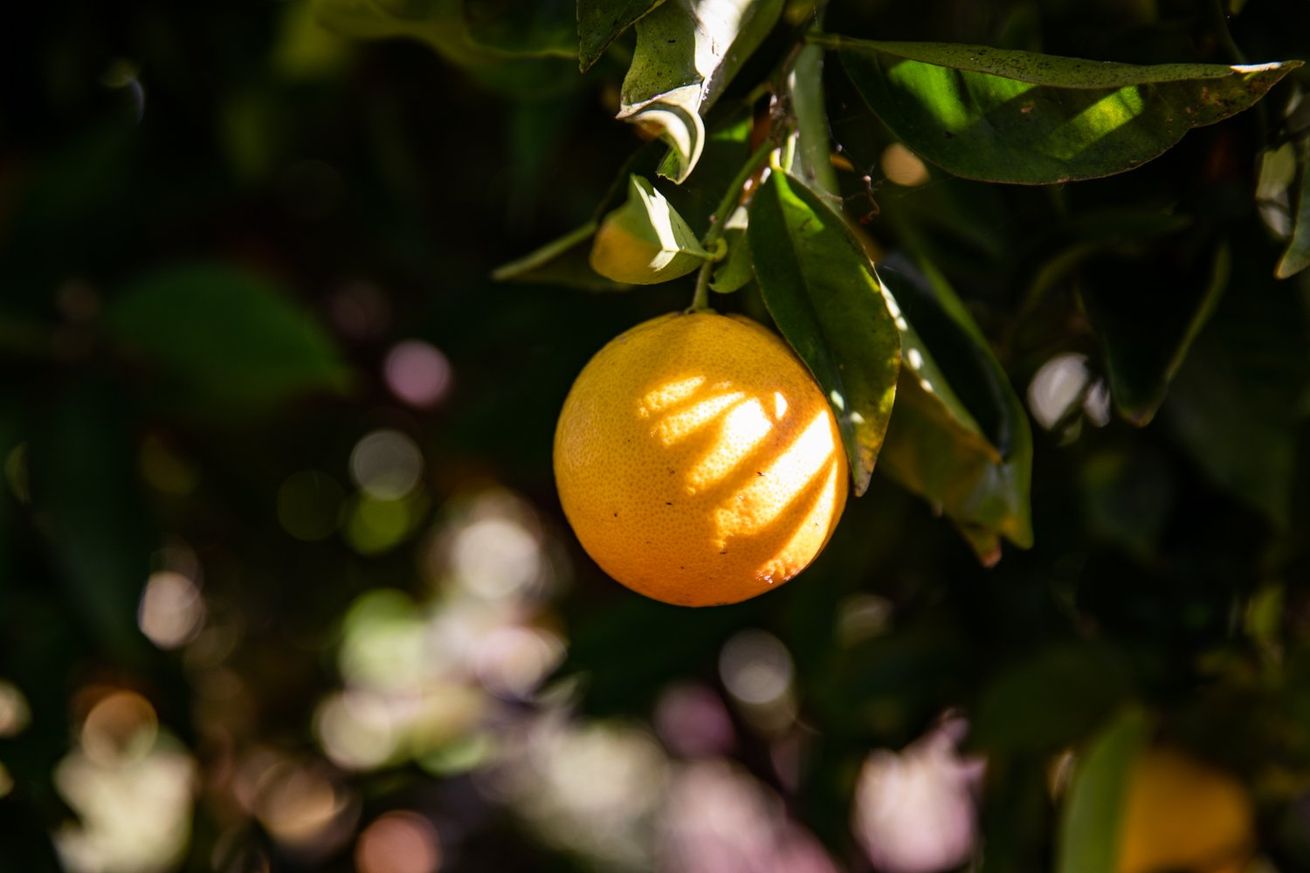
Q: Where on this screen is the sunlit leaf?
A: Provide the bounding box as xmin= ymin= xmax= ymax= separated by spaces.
xmin=589 ymin=175 xmax=711 ymax=284
xmin=1276 ymin=146 xmax=1310 ymax=279
xmin=620 ymin=0 xmax=783 ymax=182
xmin=877 ymin=257 xmax=1033 ymax=562
xmin=578 ymin=0 xmax=666 ymax=72
xmin=815 ymin=35 xmax=1300 ymax=184
xmin=710 ymin=207 xmax=753 ymax=293
xmin=463 ymin=0 xmax=575 ymax=58
xmin=748 ymin=170 xmax=901 ymax=496
xmin=1056 ymin=707 xmax=1154 ymax=873
xmin=105 ymin=263 xmax=352 ymax=415
xmin=1080 ymin=237 xmax=1231 ymax=425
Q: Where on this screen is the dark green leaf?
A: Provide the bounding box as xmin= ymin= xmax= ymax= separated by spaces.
xmin=314 ymin=0 xmax=574 ymax=94
xmin=1277 ymin=146 xmax=1310 ymax=279
xmin=1080 ymin=238 xmax=1230 ymax=425
xmin=492 ymin=222 xmax=630 ymax=291
xmin=816 ymin=35 xmax=1300 ymax=184
xmin=1056 ymin=707 xmax=1154 ymax=873
xmin=28 ymin=382 xmax=154 ymax=660
xmin=973 ymin=644 xmax=1134 ymax=755
xmin=748 ymin=170 xmax=901 ymax=496
xmin=464 ymin=0 xmax=575 ymax=57
xmin=877 ymin=257 xmax=1033 ymax=561
xmin=1165 ymin=265 xmax=1310 ymax=526
xmin=620 ymin=0 xmax=783 ymax=182
xmin=105 ymin=263 xmax=352 ymax=415
xmin=577 ymin=0 xmax=666 ymax=72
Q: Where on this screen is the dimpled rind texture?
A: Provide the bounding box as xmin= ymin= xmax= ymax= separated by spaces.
xmin=553 ymin=312 xmax=849 ymax=606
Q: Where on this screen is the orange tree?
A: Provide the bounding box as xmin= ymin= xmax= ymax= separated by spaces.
xmin=1 ymin=1 xmax=1310 ymax=871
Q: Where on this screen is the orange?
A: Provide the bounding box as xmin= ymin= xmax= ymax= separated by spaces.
xmin=1117 ymin=749 xmax=1254 ymax=873
xmin=553 ymin=311 xmax=848 ymax=606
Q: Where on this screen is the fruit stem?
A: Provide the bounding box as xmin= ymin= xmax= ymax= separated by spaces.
xmin=687 ymin=139 xmax=776 ymax=313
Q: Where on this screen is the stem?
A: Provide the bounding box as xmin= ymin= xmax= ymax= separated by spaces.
xmin=687 ymin=139 xmax=776 ymax=312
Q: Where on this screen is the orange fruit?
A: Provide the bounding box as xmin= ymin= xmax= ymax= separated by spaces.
xmin=1117 ymin=749 xmax=1254 ymax=873
xmin=553 ymin=311 xmax=848 ymax=606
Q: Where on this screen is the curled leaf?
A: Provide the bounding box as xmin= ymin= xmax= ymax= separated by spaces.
xmin=590 ymin=175 xmax=710 ymax=284
xmin=620 ymin=0 xmax=783 ymax=182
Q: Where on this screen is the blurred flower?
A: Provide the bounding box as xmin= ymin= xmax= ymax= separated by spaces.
xmin=1027 ymin=353 xmax=1109 ymax=432
xmin=852 ymin=719 xmax=985 ymax=873
xmin=384 ymin=340 xmax=453 ymax=409
xmin=502 ymin=715 xmax=668 ymax=870
xmin=654 ymin=683 xmax=736 ymax=759
xmin=0 ymin=679 xmax=31 ymax=737
xmin=659 ymin=759 xmax=837 ymax=873
xmin=250 ymin=758 xmax=359 ymax=861
xmin=719 ymin=630 xmax=797 ymax=734
xmin=138 ymin=570 xmax=206 ymax=650
xmin=350 ymin=429 xmax=424 ymax=500
xmin=54 ymin=692 xmax=195 ymax=873
xmin=355 ymin=811 xmax=442 ymax=873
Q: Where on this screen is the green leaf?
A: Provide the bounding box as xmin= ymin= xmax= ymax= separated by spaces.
xmin=1056 ymin=707 xmax=1154 ymax=873
xmin=748 ymin=170 xmax=901 ymax=496
xmin=1277 ymin=146 xmax=1310 ymax=279
xmin=577 ymin=0 xmax=666 ymax=72
xmin=620 ymin=0 xmax=783 ymax=183
xmin=589 ymin=175 xmax=711 ymax=284
xmin=816 ymin=35 xmax=1300 ymax=184
xmin=28 ymin=381 xmax=154 ymax=660
xmin=463 ymin=0 xmax=575 ymax=57
xmin=1080 ymin=238 xmax=1231 ymax=425
xmin=710 ymin=208 xmax=753 ymax=293
xmin=313 ymin=0 xmax=573 ymax=94
xmin=105 ymin=263 xmax=352 ymax=415
xmin=1165 ymin=265 xmax=1310 ymax=526
xmin=492 ymin=222 xmax=630 ymax=291
xmin=973 ymin=644 xmax=1134 ymax=755
xmin=877 ymin=257 xmax=1033 ymax=562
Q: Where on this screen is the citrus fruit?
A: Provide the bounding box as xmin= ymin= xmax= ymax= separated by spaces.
xmin=553 ymin=311 xmax=849 ymax=606
xmin=1117 ymin=749 xmax=1254 ymax=873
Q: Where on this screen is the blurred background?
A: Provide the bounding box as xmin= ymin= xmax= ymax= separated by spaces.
xmin=2 ymin=1 xmax=1310 ymax=871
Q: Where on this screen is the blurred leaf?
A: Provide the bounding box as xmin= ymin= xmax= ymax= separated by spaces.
xmin=590 ymin=175 xmax=710 ymax=284
xmin=816 ymin=36 xmax=1300 ymax=184
xmin=1057 ymin=707 xmax=1153 ymax=873
xmin=28 ymin=382 xmax=153 ymax=659
xmin=973 ymin=644 xmax=1134 ymax=755
xmin=1080 ymin=238 xmax=1230 ymax=425
xmin=313 ymin=0 xmax=573 ymax=94
xmin=464 ymin=0 xmax=575 ymax=58
xmin=493 ymin=222 xmax=630 ymax=291
xmin=1165 ymin=264 xmax=1310 ymax=526
xmin=620 ymin=0 xmax=783 ymax=182
xmin=1080 ymin=447 xmax=1175 ymax=560
xmin=1276 ymin=147 xmax=1310 ymax=279
xmin=748 ymin=170 xmax=901 ymax=496
xmin=105 ymin=264 xmax=352 ymax=415
xmin=710 ymin=209 xmax=753 ymax=293
xmin=877 ymin=257 xmax=1033 ymax=562
xmin=578 ymin=0 xmax=666 ymax=72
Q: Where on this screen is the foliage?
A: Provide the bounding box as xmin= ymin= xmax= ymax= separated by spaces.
xmin=2 ymin=1 xmax=1310 ymax=872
